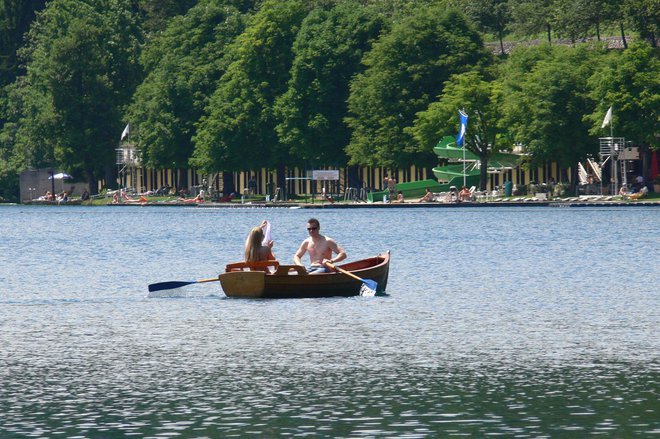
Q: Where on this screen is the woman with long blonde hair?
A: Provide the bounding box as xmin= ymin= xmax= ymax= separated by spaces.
xmin=244 ymin=221 xmax=275 ymax=262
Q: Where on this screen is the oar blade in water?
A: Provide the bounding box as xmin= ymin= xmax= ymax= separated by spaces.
xmin=148 ymin=280 xmax=196 ymax=292
xmin=359 ymin=279 xmax=378 ymax=297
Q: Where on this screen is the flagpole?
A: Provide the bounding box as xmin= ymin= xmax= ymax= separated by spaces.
xmin=461 ymin=109 xmax=466 ymax=188
xmin=463 ymin=140 xmax=466 ymax=188
xmin=610 ymin=111 xmax=617 ymax=194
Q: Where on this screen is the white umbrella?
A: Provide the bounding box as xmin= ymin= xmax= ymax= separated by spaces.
xmin=48 ymin=172 xmax=73 ymax=180
xmin=48 ymin=172 xmax=73 ymax=194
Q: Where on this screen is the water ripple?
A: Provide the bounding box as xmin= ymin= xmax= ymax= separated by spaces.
xmin=0 ymin=206 xmax=658 ymax=437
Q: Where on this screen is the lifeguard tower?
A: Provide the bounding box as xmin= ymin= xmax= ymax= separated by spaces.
xmin=116 ymin=144 xmax=141 ymax=192
xmin=599 ymin=137 xmax=636 ymax=194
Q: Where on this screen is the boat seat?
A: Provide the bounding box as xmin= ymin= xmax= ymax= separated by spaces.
xmin=274 ymin=265 xmax=307 ymax=276
xmin=225 ymin=260 xmax=280 ymax=273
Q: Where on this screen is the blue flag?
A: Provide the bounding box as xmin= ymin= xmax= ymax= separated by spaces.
xmin=456 ymin=110 xmax=468 ymax=147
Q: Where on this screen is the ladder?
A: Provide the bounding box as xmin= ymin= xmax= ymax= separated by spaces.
xmin=587 ymin=158 xmax=602 ymax=182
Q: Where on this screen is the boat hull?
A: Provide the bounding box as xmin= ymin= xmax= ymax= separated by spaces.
xmin=219 ymin=252 xmax=390 ymax=299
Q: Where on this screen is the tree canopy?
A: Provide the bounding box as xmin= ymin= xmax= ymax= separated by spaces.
xmin=345 ymin=3 xmax=492 ymax=169
xmin=191 ymin=0 xmax=308 ymax=174
xmin=274 ymin=1 xmax=385 ymax=167
xmin=3 ymin=0 xmax=142 ymax=192
xmin=501 ymin=44 xmax=600 ymax=167
xmin=0 ymin=0 xmax=658 ymax=201
xmin=128 ymin=0 xmax=245 ymax=169
xmin=409 ymin=70 xmax=505 ymax=189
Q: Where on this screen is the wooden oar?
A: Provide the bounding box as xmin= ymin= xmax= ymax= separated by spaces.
xmin=323 ymin=262 xmax=377 ymax=296
xmin=148 ymin=277 xmax=219 ymax=293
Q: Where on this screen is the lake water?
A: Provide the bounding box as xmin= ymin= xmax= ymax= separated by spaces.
xmin=1 ymin=205 xmax=658 ymax=438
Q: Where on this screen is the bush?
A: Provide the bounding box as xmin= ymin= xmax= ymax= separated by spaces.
xmin=553 ymin=182 xmax=569 ymax=197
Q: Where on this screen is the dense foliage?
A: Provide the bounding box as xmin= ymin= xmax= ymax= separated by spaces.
xmin=0 ymin=0 xmax=658 ymax=200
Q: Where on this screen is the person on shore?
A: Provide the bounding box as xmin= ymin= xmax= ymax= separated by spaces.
xmin=245 ymin=220 xmax=275 ymax=263
xmin=294 ymin=218 xmax=346 ymax=274
xmin=123 ymin=191 xmax=149 ymax=204
xmin=459 ymin=186 xmax=471 ymax=201
xmin=418 ymin=188 xmax=434 ymax=203
xmin=626 ymin=185 xmax=648 ymax=200
xmin=387 ymin=176 xmax=396 ymax=202
xmin=393 ymin=190 xmax=405 ymax=203
xmin=178 ymin=194 xmax=204 ymax=204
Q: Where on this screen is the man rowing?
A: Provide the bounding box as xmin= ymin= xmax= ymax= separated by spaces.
xmin=293 ymin=218 xmax=346 ymax=274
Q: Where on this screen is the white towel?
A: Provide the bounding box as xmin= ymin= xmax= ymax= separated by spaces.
xmin=262 ymin=221 xmax=272 ymax=244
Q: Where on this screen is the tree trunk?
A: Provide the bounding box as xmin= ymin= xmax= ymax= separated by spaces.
xmin=222 ymin=171 xmax=235 ymax=196
xmin=104 ymin=165 xmax=117 ymax=192
xmin=347 ymin=164 xmax=359 ymax=189
xmin=620 ymin=22 xmax=627 ymax=48
xmin=276 ymin=164 xmax=286 ymax=200
xmin=480 ymin=155 xmax=488 ymax=191
xmin=179 ymin=169 xmax=188 ymax=193
xmin=571 ymin=163 xmax=580 ymax=196
xmin=596 ymin=21 xmax=601 ymax=41
xmin=499 ymin=30 xmax=505 ymax=55
xmin=85 ymin=167 xmax=96 ymax=195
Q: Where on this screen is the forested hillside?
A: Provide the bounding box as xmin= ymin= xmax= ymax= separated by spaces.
xmin=1 ymin=0 xmax=658 ymax=200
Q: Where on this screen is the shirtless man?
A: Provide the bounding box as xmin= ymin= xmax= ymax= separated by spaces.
xmin=293 ymin=218 xmax=347 ymax=274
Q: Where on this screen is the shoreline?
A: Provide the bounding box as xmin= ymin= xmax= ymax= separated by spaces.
xmin=18 ymin=201 xmax=658 ymax=208
xmin=13 ymin=194 xmax=660 ymax=208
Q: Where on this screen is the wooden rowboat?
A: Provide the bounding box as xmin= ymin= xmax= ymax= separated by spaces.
xmin=219 ymin=251 xmax=390 ymax=299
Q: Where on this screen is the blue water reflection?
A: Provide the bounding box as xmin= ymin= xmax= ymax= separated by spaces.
xmin=0 ymin=205 xmax=658 ymax=437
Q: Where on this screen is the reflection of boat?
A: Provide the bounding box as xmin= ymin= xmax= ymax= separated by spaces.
xmin=219 ymin=252 xmax=390 ymax=299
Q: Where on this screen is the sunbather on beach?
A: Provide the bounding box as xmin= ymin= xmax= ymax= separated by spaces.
xmin=178 ymin=194 xmax=204 ymax=204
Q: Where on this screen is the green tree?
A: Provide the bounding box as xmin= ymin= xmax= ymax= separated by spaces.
xmin=345 ymin=3 xmax=491 ymax=169
xmin=409 ymin=70 xmax=505 ymax=190
xmin=623 ymin=0 xmax=658 ymax=47
xmin=136 ymin=0 xmax=198 ymax=34
xmin=0 ymin=77 xmax=57 ymax=200
xmin=274 ymin=1 xmax=384 ymax=168
xmin=501 ymin=44 xmax=600 ymax=182
xmin=587 ymin=42 xmax=659 ymax=149
xmin=0 ymin=0 xmax=46 ymax=86
xmin=509 ymin=0 xmax=554 ymax=43
xmin=192 ymin=0 xmax=308 ymax=190
xmin=128 ymin=1 xmax=245 ymax=170
xmin=6 ymin=0 xmax=142 ymax=193
xmin=457 ymin=0 xmax=512 ymax=55
xmin=551 ymin=0 xmax=619 ymax=43
xmin=551 ymin=0 xmax=592 ymax=42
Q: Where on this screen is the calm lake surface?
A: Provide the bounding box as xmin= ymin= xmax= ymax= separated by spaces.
xmin=1 ymin=205 xmax=658 ymax=438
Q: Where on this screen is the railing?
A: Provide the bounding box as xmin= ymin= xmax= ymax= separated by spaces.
xmin=343 ymin=187 xmax=368 ymax=202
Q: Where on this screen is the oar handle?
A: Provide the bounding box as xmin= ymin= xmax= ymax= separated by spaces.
xmin=324 ymin=261 xmax=364 ymax=282
xmin=196 ymin=277 xmax=220 ymax=284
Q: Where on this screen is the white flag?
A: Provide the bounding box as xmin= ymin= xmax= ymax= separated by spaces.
xmin=601 ymin=106 xmax=612 ymax=129
xmin=121 ymin=124 xmax=130 ymax=140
